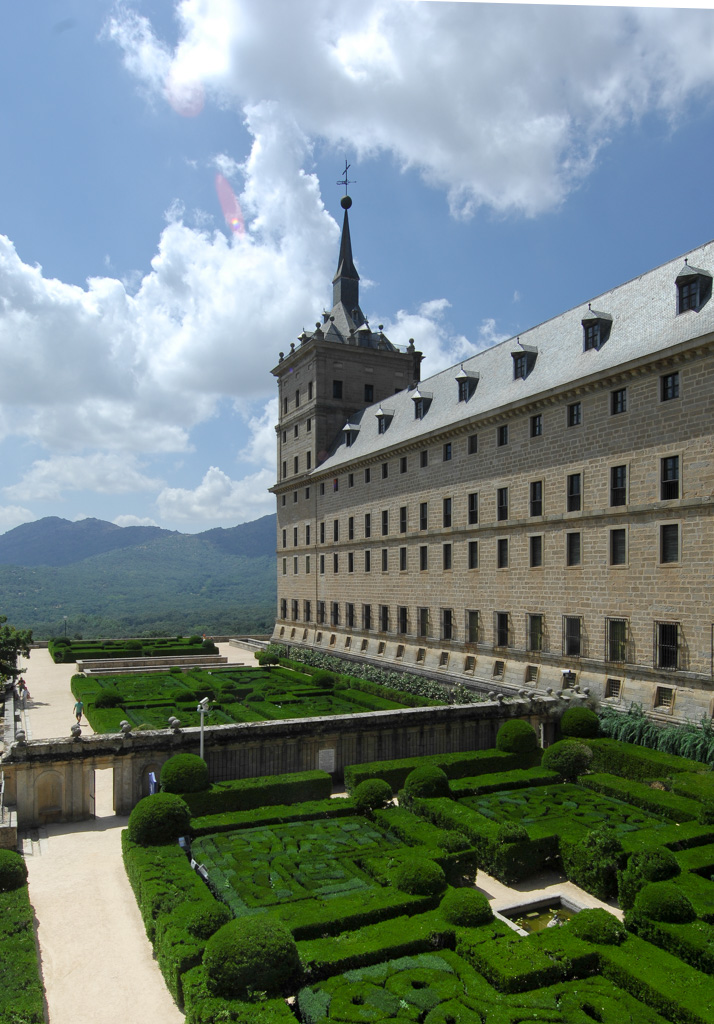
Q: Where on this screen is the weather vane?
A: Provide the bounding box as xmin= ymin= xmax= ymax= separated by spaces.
xmin=336 ymin=159 xmax=355 ymax=194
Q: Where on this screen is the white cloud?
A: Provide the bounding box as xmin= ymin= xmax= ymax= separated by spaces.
xmin=155 ymin=465 xmax=274 ymax=525
xmin=0 ymin=506 xmax=35 ymax=534
xmin=109 ymin=2 xmax=714 ymax=217
xmin=382 ymin=298 xmax=501 ymax=376
xmin=239 ymin=398 xmax=278 ymax=466
xmin=113 ymin=514 xmax=160 ymax=528
xmin=4 ymin=454 xmax=162 ymax=502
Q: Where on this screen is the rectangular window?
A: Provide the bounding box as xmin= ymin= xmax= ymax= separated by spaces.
xmin=364 ymin=513 xmax=371 ymax=538
xmin=305 ymin=487 xmax=310 ymax=499
xmin=364 ymin=550 xmax=371 ymax=572
xmin=291 ymin=599 xmax=299 ymax=621
xmin=307 ymin=417 xmax=312 ymax=432
xmin=496 ymin=612 xmax=509 ymax=647
xmin=348 ymin=552 xmax=354 ymax=573
xmin=610 ymin=528 xmax=627 ymax=565
xmin=364 ymin=467 xmax=371 ymax=484
xmin=380 ymin=605 xmax=389 ymax=632
xmin=655 ymin=686 xmax=674 ymax=710
xmin=442 ymin=609 xmax=453 ymax=640
xmin=305 ymin=555 xmax=311 ymax=574
xmin=348 ymin=516 xmax=354 ymax=540
xmin=295 ymin=389 xmax=300 ymax=408
xmin=497 ymin=487 xmax=509 ymax=521
xmin=348 ymin=473 xmax=354 ymax=488
xmin=467 ymin=610 xmax=479 ymax=644
xmin=529 ymin=535 xmax=543 ymax=568
xmin=320 ymin=521 xmax=325 ymax=544
xmin=656 ymin=622 xmax=679 ymax=669
xmin=418 ymin=607 xmax=429 ymax=638
xmin=294 ymin=424 xmax=299 ymax=438
xmin=399 ymin=506 xmax=407 ymax=533
xmin=468 ymin=434 xmax=478 ymax=454
xmin=611 ymin=388 xmax=627 ymax=415
xmin=661 ymin=372 xmax=679 ymax=401
xmin=414 ymin=398 xmax=425 ymax=420
xmin=443 ymin=543 xmax=452 ymax=570
xmin=293 ymin=456 xmax=299 ymax=474
xmin=468 ymin=540 xmax=478 ymax=569
xmin=381 ymin=510 xmax=389 ymax=536
xmin=333 ymin=519 xmax=339 ymax=542
xmin=282 ymin=558 xmax=286 ymax=575
xmin=400 ymin=456 xmax=407 ymax=474
xmin=420 ymin=450 xmax=428 ymax=468
xmin=497 ymin=424 xmax=508 ymax=447
xmin=443 ymin=442 xmax=452 ymax=461
xmin=661 ymin=456 xmax=680 ymax=500
xmin=419 ymin=502 xmax=428 ymax=530
xmin=567 ymin=473 xmax=582 ymax=512
xmin=320 ymin=482 xmax=325 ymax=495
xmin=304 ymin=600 xmax=311 ymax=621
xmin=346 ymin=603 xmax=355 ymax=628
xmin=530 ymin=480 xmax=543 ymax=517
xmin=362 ymin=605 xmax=371 ymax=631
xmin=382 ymin=462 xmax=389 ymax=479
xmin=660 ymin=523 xmax=680 ymax=563
xmin=319 ymin=554 xmax=325 ymax=574
xmin=528 ymin=613 xmax=543 ymax=652
xmin=420 ymin=545 xmax=428 ymax=571
xmin=282 ymin=529 xmax=287 ymax=548
xmin=566 ymin=531 xmax=581 ymax=566
xmin=530 ymin=413 xmax=542 ymax=437
xmin=443 ymin=497 xmax=452 ymax=528
xmin=280 ymin=598 xmax=287 ymax=618
xmin=381 ymin=548 xmax=388 ymax=572
xmin=331 ymin=602 xmax=340 ymax=626
xmin=607 ymin=618 xmax=628 ymax=662
xmin=333 ymin=380 xmax=343 ymax=399
xmin=282 ymin=460 xmax=287 ymax=479
xmin=333 ymin=552 xmax=339 ymax=573
xmin=308 ymin=382 xmax=313 ymax=401
xmin=305 ymin=524 xmax=311 ymax=545
xmin=317 ymin=601 xmax=325 ymax=625
xmin=563 ymin=616 xmax=582 ymax=657
xmin=468 ymin=492 xmax=478 ymax=525
xmin=283 ymin=397 xmax=288 ymax=415
xmin=497 ymin=537 xmax=509 ymax=568
xmin=610 ymin=465 xmax=627 ymax=506
xmin=568 ymin=401 xmax=582 ymax=427
xmin=293 ymin=556 xmax=298 ymax=574
xmin=364 ymin=383 xmax=374 ymax=402
xmin=606 ymin=678 xmax=622 ymax=699
xmin=333 ymin=477 xmax=339 ymax=492
xmin=293 ymin=489 xmax=298 ymax=503
xmin=399 ymin=546 xmax=407 ymax=571
xmin=398 ymin=606 xmax=408 ymax=635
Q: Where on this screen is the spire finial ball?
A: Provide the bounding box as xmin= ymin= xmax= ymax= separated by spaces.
xmin=341 ymin=195 xmax=352 ymax=210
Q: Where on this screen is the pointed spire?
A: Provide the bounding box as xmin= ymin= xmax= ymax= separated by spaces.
xmin=332 ymin=196 xmax=360 ymax=313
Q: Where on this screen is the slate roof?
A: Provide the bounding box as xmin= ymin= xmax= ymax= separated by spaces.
xmin=316 ymin=239 xmax=714 ymax=472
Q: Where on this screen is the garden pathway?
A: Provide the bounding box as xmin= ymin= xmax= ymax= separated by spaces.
xmin=17 ymin=642 xmax=255 ymax=1024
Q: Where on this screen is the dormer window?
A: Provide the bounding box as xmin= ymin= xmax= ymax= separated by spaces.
xmin=455 ymin=366 xmax=479 ymax=402
xmin=411 ymin=389 xmax=433 ymax=420
xmin=582 ymin=306 xmax=612 ymax=351
xmin=375 ymin=406 xmax=394 ymax=434
xmin=511 ymin=343 xmax=537 ymax=380
xmin=676 ymin=260 xmax=712 ymax=313
xmin=343 ymin=422 xmax=360 ymax=447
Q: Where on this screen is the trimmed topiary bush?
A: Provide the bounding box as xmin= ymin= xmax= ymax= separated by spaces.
xmin=203 ymin=916 xmax=300 ymax=997
xmin=496 ymin=822 xmax=529 ymax=845
xmin=353 ymin=778 xmax=392 ymax=815
xmin=560 ymin=707 xmax=599 ymax=739
xmin=570 ymin=907 xmax=626 ymax=945
xmin=440 ymin=887 xmax=493 ymax=926
xmin=541 ymin=740 xmax=592 ymax=781
xmin=187 ymin=902 xmax=233 ymax=940
xmin=94 ymin=691 xmax=124 ymax=709
xmin=403 ymin=765 xmax=450 ymax=800
xmin=495 ymin=720 xmax=539 ymax=757
xmin=161 ymin=753 xmax=210 ymax=794
xmin=618 ymin=847 xmax=681 ymax=911
xmin=0 ymin=850 xmax=28 ymax=892
xmin=393 ymin=858 xmax=447 ymax=897
xmin=127 ymin=793 xmax=191 ymax=846
xmin=633 ymin=882 xmax=696 ymax=923
xmin=699 ymin=799 xmax=714 ymax=825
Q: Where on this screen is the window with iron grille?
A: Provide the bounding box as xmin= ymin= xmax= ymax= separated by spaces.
xmin=530 ymin=414 xmax=542 ymax=437
xmin=304 ymin=600 xmax=311 ymax=622
xmin=443 ymin=498 xmax=452 ymax=527
xmin=530 ymin=535 xmax=543 ymax=568
xmin=398 ymin=607 xmax=408 ymax=634
xmin=567 ymin=473 xmax=581 ymax=511
xmin=420 ymin=545 xmax=428 ymax=570
xmin=661 ymin=372 xmax=679 ymax=401
xmin=468 ymin=492 xmax=478 ymax=524
xmin=362 ymin=605 xmax=371 ymax=630
xmin=280 ymin=599 xmax=287 ymax=618
xmin=563 ymin=615 xmax=582 ymax=657
xmin=606 ymin=618 xmax=628 ymax=662
xmin=610 ymin=465 xmax=627 ymax=506
xmin=467 ymin=610 xmax=479 ymax=644
xmin=443 ymin=543 xmax=452 ymax=570
xmin=610 ymin=529 xmax=626 ymax=565
xmin=661 ymin=456 xmax=679 ymax=500
xmin=346 ymin=603 xmax=355 ymax=628
xmin=317 ymin=601 xmax=325 ymax=624
xmin=656 ymin=622 xmax=680 ymax=669
xmin=468 ymin=540 xmax=478 ymax=569
xmin=496 ymin=612 xmax=509 ymax=648
xmin=530 ymin=480 xmax=543 ymax=517
xmin=379 ymin=605 xmax=389 ymax=632
xmin=418 ymin=607 xmax=429 ymax=638
xmin=497 ymin=487 xmax=509 ymax=521
xmin=331 ymin=602 xmax=340 ymax=626
xmin=655 ymin=686 xmax=674 ymax=710
xmin=566 ymin=532 xmax=581 ymax=566
xmin=605 ymin=678 xmax=622 ymax=699
xmin=399 ymin=546 xmax=407 ymax=571
xmin=527 ymin=613 xmax=543 ymax=652
xmin=497 ymin=538 xmax=508 ymax=568
xmin=442 ymin=609 xmax=453 ymax=640
xmin=660 ymin=523 xmax=680 ymax=563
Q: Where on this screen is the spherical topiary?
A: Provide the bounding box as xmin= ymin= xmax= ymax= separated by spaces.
xmin=0 ymin=850 xmax=28 ymax=892
xmin=618 ymin=847 xmax=680 ymax=911
xmin=570 ymin=908 xmax=626 ymax=945
xmin=496 ymin=822 xmax=529 ymax=845
xmin=203 ymin=917 xmax=300 ymax=997
xmin=393 ymin=858 xmax=447 ymax=897
xmin=495 ymin=720 xmax=539 ymax=756
xmin=560 ymin=707 xmax=599 ymax=739
xmin=440 ymin=887 xmax=493 ymax=926
xmin=403 ymin=765 xmax=450 ymax=800
xmin=160 ymin=753 xmax=209 ymax=794
xmin=541 ymin=740 xmax=592 ymax=781
xmin=127 ymin=793 xmax=191 ymax=845
xmin=353 ymin=778 xmax=393 ymax=814
xmin=633 ymin=882 xmax=696 ymax=923
xmin=187 ymin=901 xmax=233 ymax=940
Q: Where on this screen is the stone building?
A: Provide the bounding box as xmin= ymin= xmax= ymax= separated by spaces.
xmin=271 ymin=198 xmax=714 ymax=722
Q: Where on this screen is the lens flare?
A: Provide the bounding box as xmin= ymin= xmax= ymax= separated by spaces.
xmin=165 ymin=71 xmax=205 ymax=117
xmin=215 ymin=173 xmax=245 ymax=234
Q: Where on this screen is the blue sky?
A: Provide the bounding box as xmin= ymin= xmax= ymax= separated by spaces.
xmin=1 ymin=0 xmax=714 ymax=535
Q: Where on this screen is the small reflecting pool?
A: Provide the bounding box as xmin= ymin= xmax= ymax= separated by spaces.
xmin=501 ymin=898 xmax=580 ymax=934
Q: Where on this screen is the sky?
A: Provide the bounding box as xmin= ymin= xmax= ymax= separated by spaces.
xmin=1 ymin=0 xmax=714 ymax=536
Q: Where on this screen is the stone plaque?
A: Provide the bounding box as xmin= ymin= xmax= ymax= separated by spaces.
xmin=318 ymin=747 xmax=336 ymax=773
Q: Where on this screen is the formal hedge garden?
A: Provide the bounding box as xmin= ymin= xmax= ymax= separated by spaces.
xmin=121 ymin=728 xmax=714 ymax=1024
xmin=0 ymin=852 xmax=45 ymax=1023
xmin=49 ymin=634 xmax=219 ymax=663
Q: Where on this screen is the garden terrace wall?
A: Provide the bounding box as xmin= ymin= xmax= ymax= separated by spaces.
xmin=1 ymin=696 xmax=559 ymax=825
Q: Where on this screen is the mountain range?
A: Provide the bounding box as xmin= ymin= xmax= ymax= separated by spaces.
xmin=0 ymin=515 xmax=277 ymax=640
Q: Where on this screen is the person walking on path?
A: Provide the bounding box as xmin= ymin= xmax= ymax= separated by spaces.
xmin=17 ymin=677 xmax=31 ymax=709
xmin=73 ymin=699 xmax=84 ymax=724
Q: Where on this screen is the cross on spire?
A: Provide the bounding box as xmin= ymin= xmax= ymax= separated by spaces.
xmin=336 ymin=159 xmax=355 ymax=194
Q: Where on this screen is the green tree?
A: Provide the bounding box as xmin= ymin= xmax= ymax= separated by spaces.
xmin=0 ymin=615 xmax=32 ymax=680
